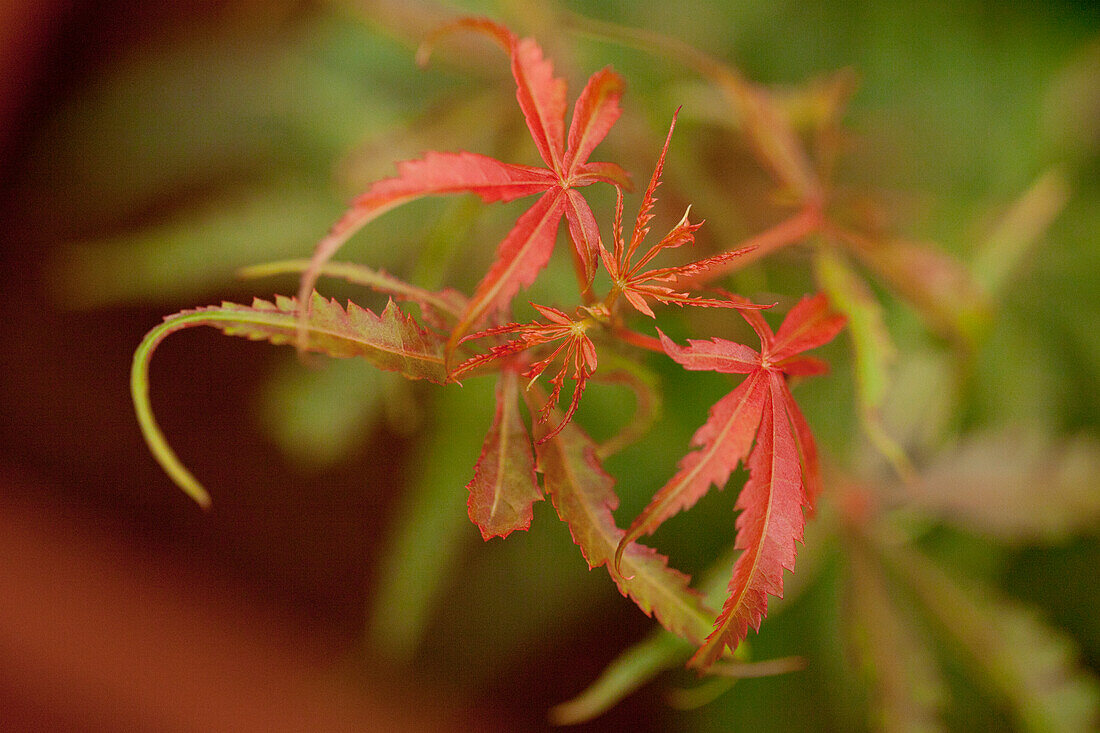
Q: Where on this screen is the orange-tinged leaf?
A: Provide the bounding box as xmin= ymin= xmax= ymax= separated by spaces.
xmin=248 ymin=294 xmax=448 ymax=381
xmin=564 ymin=68 xmax=625 ymax=173
xmin=564 ymin=188 xmax=601 ymax=286
xmin=511 ymin=35 xmax=568 ymax=172
xmin=657 ymin=329 xmax=760 ymax=375
xmin=450 ymin=188 xmax=569 ymax=348
xmin=296 ymin=151 xmax=556 ymax=340
xmin=467 ymin=370 xmax=541 ymax=539
xmin=776 ymin=380 xmax=824 ymax=510
xmin=419 ymin=17 xmax=565 ymax=172
xmin=616 ymin=369 xmax=768 ymax=569
xmin=768 ymin=293 xmax=847 ymax=363
xmin=690 ymin=374 xmax=807 ymax=668
xmin=527 ymin=390 xmax=719 ymax=646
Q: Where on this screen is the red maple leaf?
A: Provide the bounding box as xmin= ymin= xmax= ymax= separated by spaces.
xmin=452 ymin=303 xmax=598 ymax=444
xmin=294 ymin=17 xmax=630 ymax=353
xmin=600 ymin=111 xmax=761 ymax=318
xmin=615 ymin=293 xmax=845 ymax=668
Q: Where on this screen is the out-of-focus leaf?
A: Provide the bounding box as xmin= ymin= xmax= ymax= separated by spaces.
xmin=258 ymin=357 xmax=391 ymax=468
xmin=885 ymin=542 xmax=1100 ymax=733
xmin=814 ymin=249 xmax=894 ymax=413
xmin=902 ymin=428 xmax=1100 ymax=544
xmin=367 ymin=378 xmax=495 ymax=661
xmin=834 ymin=228 xmax=992 ymax=349
xmin=561 ymin=11 xmax=822 ymax=204
xmin=973 ymin=168 xmax=1070 ymax=297
xmin=1042 ymin=40 xmax=1100 ymax=164
xmin=814 ymin=247 xmax=913 ymax=480
xmin=550 ymin=631 xmax=689 ymax=725
xmin=844 ymin=530 xmax=946 ymax=733
xmin=49 ymin=182 xmax=341 ymax=308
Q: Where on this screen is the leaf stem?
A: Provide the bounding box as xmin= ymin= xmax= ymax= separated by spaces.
xmin=686 ymin=205 xmax=824 ymax=285
xmin=612 ymin=326 xmax=665 ymax=354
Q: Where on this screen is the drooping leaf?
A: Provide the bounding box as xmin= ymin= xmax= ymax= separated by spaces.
xmin=527 ymin=389 xmax=719 ymax=647
xmin=616 ymin=367 xmax=768 ymax=564
xmin=885 ymin=541 xmax=1100 ymax=733
xmin=844 ymin=529 xmax=947 ymax=733
xmin=131 ymin=293 xmax=447 ymax=505
xmin=690 ymin=374 xmax=808 ymax=668
xmin=466 ymin=370 xmax=542 ymax=540
xmin=554 ymin=513 xmax=833 ymax=722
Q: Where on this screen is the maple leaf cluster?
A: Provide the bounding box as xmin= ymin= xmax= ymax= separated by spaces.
xmin=132 ymin=17 xmax=845 ymax=671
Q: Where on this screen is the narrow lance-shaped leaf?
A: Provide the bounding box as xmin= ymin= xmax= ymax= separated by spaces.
xmin=690 ymin=374 xmax=808 ymax=669
xmin=449 ymin=188 xmax=569 ymax=346
xmin=813 ymin=247 xmax=913 ymax=481
xmin=466 ymin=369 xmax=542 ymax=540
xmin=768 ymin=291 xmax=847 ymax=363
xmin=526 ymin=388 xmax=719 ymax=646
xmin=555 ymin=513 xmax=835 ymax=724
xmin=132 ymin=294 xmax=447 ymax=506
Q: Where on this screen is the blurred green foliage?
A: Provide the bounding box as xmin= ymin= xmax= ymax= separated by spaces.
xmin=25 ymin=0 xmax=1100 ymax=729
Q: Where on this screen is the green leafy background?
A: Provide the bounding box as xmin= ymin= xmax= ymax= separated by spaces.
xmin=2 ymin=0 xmax=1098 ymax=730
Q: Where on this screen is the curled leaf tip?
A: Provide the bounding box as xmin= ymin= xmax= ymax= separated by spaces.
xmin=131 ymin=317 xmax=215 ymax=510
xmin=612 ymin=537 xmax=635 ymax=580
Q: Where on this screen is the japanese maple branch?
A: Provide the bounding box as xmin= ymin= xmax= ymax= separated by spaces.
xmin=682 ymin=205 xmax=824 ymax=286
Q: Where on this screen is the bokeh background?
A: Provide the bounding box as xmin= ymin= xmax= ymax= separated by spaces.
xmin=1 ymin=1 xmax=1098 ymax=730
